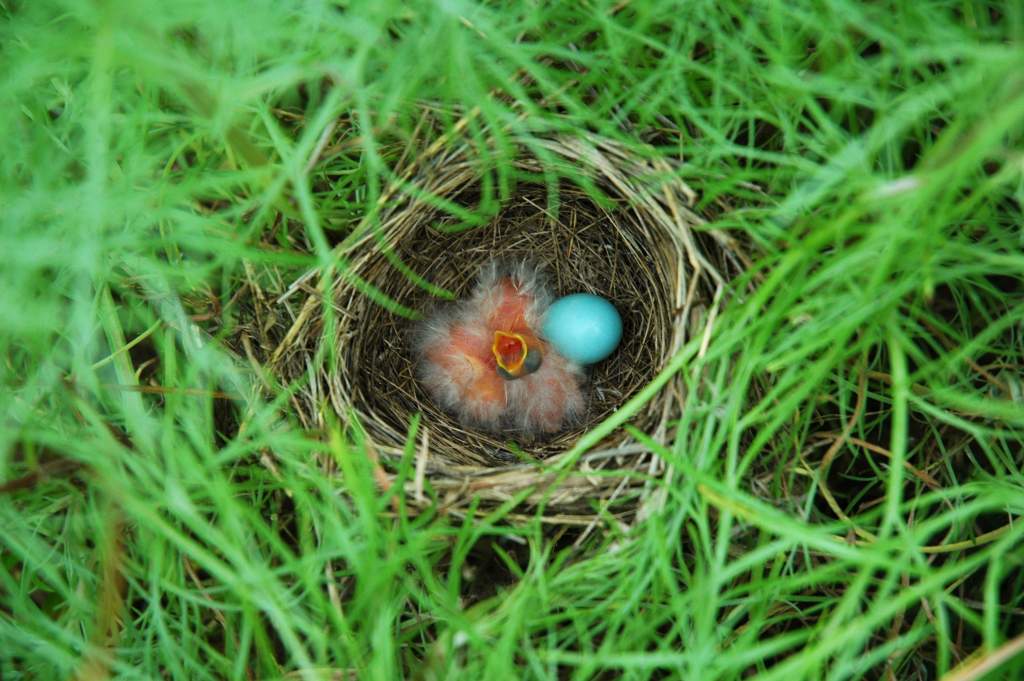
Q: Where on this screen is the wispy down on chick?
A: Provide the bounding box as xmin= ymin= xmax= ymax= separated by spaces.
xmin=414 ymin=261 xmax=585 ymax=437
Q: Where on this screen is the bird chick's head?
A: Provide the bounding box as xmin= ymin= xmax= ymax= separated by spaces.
xmin=492 ymin=330 xmax=542 ymax=380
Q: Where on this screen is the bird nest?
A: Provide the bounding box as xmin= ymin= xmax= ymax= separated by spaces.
xmin=237 ymin=132 xmax=748 ymax=521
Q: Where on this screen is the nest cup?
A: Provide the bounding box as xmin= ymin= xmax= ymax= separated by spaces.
xmin=259 ymin=133 xmax=746 ymax=515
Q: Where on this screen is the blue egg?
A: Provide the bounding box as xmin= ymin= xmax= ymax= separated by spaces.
xmin=541 ymin=293 xmax=622 ymax=365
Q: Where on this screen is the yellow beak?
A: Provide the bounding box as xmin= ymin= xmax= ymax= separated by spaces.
xmin=492 ymin=331 xmax=543 ymax=379
xmin=492 ymin=331 xmax=529 ymax=376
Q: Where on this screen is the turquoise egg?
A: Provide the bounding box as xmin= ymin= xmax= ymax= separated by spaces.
xmin=541 ymin=293 xmax=622 ymax=365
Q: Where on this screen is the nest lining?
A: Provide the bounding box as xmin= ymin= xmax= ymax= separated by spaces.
xmin=371 ymin=184 xmax=675 ymax=457
xmin=251 ymin=134 xmax=747 ymax=514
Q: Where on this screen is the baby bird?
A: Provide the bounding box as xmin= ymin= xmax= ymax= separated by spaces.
xmin=414 ymin=261 xmax=585 ymax=437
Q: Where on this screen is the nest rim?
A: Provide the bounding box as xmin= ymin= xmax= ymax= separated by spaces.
xmin=248 ymin=132 xmax=749 ymax=517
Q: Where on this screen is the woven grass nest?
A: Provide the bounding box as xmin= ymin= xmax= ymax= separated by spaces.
xmin=244 ymin=132 xmax=749 ymax=520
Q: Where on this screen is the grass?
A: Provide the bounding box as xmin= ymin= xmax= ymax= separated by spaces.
xmin=2 ymin=0 xmax=1024 ymax=679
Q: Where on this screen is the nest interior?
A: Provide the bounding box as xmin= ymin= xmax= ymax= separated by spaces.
xmin=360 ymin=182 xmax=677 ymax=463
xmin=257 ymin=135 xmax=746 ymax=512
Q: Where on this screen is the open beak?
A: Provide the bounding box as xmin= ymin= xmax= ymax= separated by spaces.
xmin=492 ymin=331 xmax=542 ymax=379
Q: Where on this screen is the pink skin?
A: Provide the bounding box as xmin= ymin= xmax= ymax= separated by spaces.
xmin=415 ymin=262 xmax=585 ymax=436
xmin=418 ymin=319 xmax=506 ymax=427
xmin=507 ymin=350 xmax=584 ymax=434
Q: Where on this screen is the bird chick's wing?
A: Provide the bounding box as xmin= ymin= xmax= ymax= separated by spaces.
xmin=413 ymin=310 xmax=506 ymax=429
xmin=506 ymin=352 xmax=585 ymax=436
